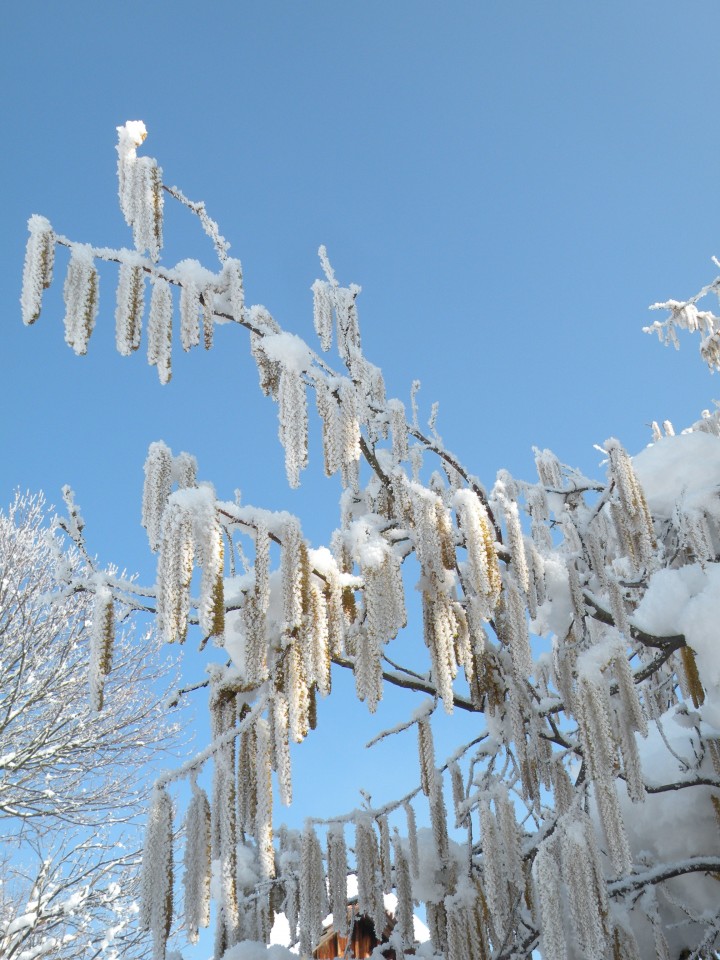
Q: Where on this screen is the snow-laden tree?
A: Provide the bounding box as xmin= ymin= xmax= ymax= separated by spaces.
xmin=0 ymin=490 xmax=181 ymax=960
xmin=20 ymin=121 xmax=720 ymax=960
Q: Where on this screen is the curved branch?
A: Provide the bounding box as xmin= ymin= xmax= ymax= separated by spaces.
xmin=608 ymin=858 xmax=720 ymax=897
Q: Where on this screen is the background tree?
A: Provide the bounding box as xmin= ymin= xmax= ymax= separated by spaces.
xmin=0 ymin=490 xmax=181 ymax=960
xmin=19 ymin=122 xmax=720 ymax=960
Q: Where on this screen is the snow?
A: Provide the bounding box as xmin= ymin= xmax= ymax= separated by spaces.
xmin=261 ymin=332 xmax=313 ymax=374
xmin=223 ymin=942 xmax=297 ymax=960
xmin=635 ymin=562 xmax=720 ymax=724
xmin=116 ymin=120 xmax=147 ymax=151
xmin=633 ymin=431 xmax=720 ymax=519
xmin=530 ymin=554 xmax=572 ymax=638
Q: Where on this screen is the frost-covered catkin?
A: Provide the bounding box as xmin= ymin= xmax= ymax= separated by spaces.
xmin=142 ymin=441 xmax=174 ymax=551
xmin=21 ymin=214 xmax=55 ymax=325
xmin=494 ymin=474 xmax=529 ymax=593
xmin=237 ymin=724 xmax=258 ymax=833
xmin=255 ymin=718 xmax=275 ymax=880
xmin=337 ymin=377 xmax=361 ymax=467
xmin=534 ymin=447 xmax=563 ymax=489
xmin=115 ymin=261 xmax=145 ymax=355
xmin=429 ymin=773 xmax=450 ymax=865
xmin=90 ymin=585 xmax=114 ymax=711
xmin=271 ymin=691 xmax=293 ymax=805
xmin=63 ymin=245 xmax=99 ymax=356
xmin=140 ymin=785 xmax=174 ymax=960
xmin=116 ymin=121 xmax=163 ymax=261
xmin=311 ymin=278 xmax=333 ymax=351
xmin=417 ymin=717 xmax=437 ymax=797
xmin=393 ymin=832 xmax=414 ymax=945
xmin=316 ymin=381 xmax=342 ymax=477
xmin=286 ymin=641 xmax=310 ymax=744
xmin=156 ymin=499 xmax=195 ymax=643
xmin=478 ymin=796 xmax=509 ymax=934
xmin=449 ymin=761 xmax=467 ymax=828
xmin=299 ymin=823 xmax=327 ymax=956
xmin=192 ymin=491 xmax=225 ymax=639
xmin=404 ymin=801 xmax=419 ymax=878
xmin=222 ymin=258 xmax=244 ymax=322
xmin=354 ymin=817 xmax=386 ymax=940
xmin=388 ymin=398 xmax=409 ymax=464
xmin=423 ymin=592 xmax=459 ymax=714
xmin=278 ymin=365 xmax=309 ymax=488
xmin=559 ymin=815 xmax=610 ymax=959
xmin=576 ymin=673 xmax=632 ymax=873
xmin=326 ymin=825 xmax=349 ymax=939
xmin=605 ymin=438 xmax=656 ymax=568
xmin=454 ymin=489 xmax=501 ymax=620
xmin=147 ymin=277 xmax=173 ymax=384
xmin=281 ymin=517 xmax=306 ymax=633
xmin=378 ymin=815 xmax=392 ymax=892
xmin=532 ymin=837 xmax=567 ymax=960
xmin=354 ymin=620 xmax=384 ymax=714
xmin=503 ymin=573 xmax=533 ymax=681
xmin=184 ymin=783 xmax=211 ymax=943
xmin=180 ymin=276 xmax=201 ymax=352
xmin=334 ymin=282 xmax=362 ymax=364
xmin=202 ymin=285 xmax=215 ymax=350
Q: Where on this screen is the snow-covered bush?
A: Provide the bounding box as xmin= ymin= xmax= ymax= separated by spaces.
xmin=0 ymin=490 xmax=180 ymax=960
xmin=20 ymin=122 xmax=720 ymax=959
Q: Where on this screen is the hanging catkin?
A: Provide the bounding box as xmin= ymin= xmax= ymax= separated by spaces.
xmin=89 ymin=585 xmax=114 ymax=711
xmin=532 ymin=837 xmax=567 ymax=960
xmin=147 ymin=276 xmax=173 ymax=383
xmin=453 ymin=488 xmax=501 ymax=620
xmin=417 ymin=716 xmax=437 ymax=797
xmin=404 ymin=801 xmax=420 ymax=878
xmin=156 ymin=499 xmax=195 ymax=644
xmin=299 ymin=822 xmax=327 ymax=955
xmin=115 ymin=261 xmax=145 ymax=355
xmin=326 ymin=824 xmax=349 ymax=939
xmin=140 ymin=785 xmax=174 ymax=960
xmin=21 ymin=214 xmax=55 ymax=325
xmin=271 ymin=691 xmax=293 ymax=806
xmin=392 ymin=831 xmax=414 ymax=945
xmin=184 ymin=783 xmax=211 ymax=943
xmin=254 ymin=718 xmax=275 ymax=881
xmin=63 ymin=245 xmax=99 ymax=356
xmin=378 ymin=814 xmax=392 ymax=892
xmin=278 ymin=365 xmax=309 ymax=489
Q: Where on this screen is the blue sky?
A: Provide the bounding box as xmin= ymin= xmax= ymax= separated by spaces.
xmin=3 ymin=0 xmax=720 ymax=950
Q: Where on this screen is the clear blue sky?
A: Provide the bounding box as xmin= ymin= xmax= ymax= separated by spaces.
xmin=3 ymin=0 xmax=720 ymax=948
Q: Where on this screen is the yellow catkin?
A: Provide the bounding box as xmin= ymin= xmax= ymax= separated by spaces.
xmin=680 ymin=645 xmax=705 ymax=708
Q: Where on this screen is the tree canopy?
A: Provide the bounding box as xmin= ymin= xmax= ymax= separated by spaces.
xmin=19 ymin=121 xmax=720 ymax=960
